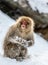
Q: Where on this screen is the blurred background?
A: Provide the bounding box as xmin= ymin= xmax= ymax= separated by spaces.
xmin=0 ymin=0 xmax=48 ymax=41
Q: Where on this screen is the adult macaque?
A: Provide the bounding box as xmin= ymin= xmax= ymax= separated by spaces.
xmin=3 ymin=16 xmax=34 ymax=61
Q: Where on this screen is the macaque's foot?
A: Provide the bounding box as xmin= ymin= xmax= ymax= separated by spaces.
xmin=16 ymin=57 xmax=23 ymax=61
xmin=16 ymin=55 xmax=30 ymax=61
xmin=22 ymin=55 xmax=31 ymax=60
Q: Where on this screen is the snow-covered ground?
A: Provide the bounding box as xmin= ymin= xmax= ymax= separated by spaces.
xmin=28 ymin=0 xmax=48 ymax=13
xmin=0 ymin=10 xmax=48 ymax=65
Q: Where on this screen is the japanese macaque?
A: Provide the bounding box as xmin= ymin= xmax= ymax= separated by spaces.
xmin=3 ymin=16 xmax=34 ymax=61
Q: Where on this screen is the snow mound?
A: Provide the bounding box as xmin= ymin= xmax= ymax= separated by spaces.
xmin=0 ymin=10 xmax=48 ymax=65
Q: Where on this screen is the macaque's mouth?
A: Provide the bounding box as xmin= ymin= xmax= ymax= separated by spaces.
xmin=21 ymin=24 xmax=26 ymax=30
xmin=21 ymin=21 xmax=27 ymax=28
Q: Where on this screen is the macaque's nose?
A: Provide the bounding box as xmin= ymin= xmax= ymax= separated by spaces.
xmin=22 ymin=24 xmax=26 ymax=27
xmin=22 ymin=21 xmax=27 ymax=25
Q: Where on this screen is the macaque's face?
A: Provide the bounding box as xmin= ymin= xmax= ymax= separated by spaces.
xmin=20 ymin=19 xmax=31 ymax=31
xmin=17 ymin=17 xmax=33 ymax=33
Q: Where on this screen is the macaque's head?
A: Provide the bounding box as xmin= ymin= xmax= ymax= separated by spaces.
xmin=16 ymin=16 xmax=34 ymax=33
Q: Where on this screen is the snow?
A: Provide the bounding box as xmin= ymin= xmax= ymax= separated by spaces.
xmin=13 ymin=0 xmax=17 ymax=2
xmin=28 ymin=0 xmax=48 ymax=13
xmin=0 ymin=10 xmax=48 ymax=65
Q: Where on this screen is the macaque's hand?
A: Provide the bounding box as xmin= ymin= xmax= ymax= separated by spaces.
xmin=21 ymin=39 xmax=28 ymax=47
xmin=15 ymin=36 xmax=28 ymax=47
xmin=21 ymin=40 xmax=34 ymax=47
xmin=15 ymin=36 xmax=22 ymax=42
xmin=27 ymin=40 xmax=34 ymax=47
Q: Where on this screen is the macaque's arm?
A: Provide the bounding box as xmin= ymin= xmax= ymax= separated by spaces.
xmin=8 ymin=37 xmax=19 ymax=44
xmin=8 ymin=37 xmax=27 ymax=47
xmin=8 ymin=36 xmax=34 ymax=47
xmin=8 ymin=36 xmax=28 ymax=47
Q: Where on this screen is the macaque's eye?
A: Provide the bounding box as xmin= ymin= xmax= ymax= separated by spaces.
xmin=27 ymin=22 xmax=29 ymax=25
xmin=20 ymin=21 xmax=23 ymax=25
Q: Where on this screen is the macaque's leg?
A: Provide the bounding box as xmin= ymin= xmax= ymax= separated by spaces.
xmin=16 ymin=47 xmax=27 ymax=61
xmin=4 ymin=43 xmax=21 ymax=59
xmin=20 ymin=46 xmax=27 ymax=59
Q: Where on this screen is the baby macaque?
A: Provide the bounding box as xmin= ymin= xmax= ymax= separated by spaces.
xmin=3 ymin=16 xmax=34 ymax=61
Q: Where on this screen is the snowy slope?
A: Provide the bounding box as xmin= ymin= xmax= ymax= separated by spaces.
xmin=28 ymin=0 xmax=48 ymax=13
xmin=0 ymin=10 xmax=48 ymax=65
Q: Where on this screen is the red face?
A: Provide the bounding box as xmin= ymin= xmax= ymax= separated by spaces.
xmin=20 ymin=20 xmax=28 ymax=30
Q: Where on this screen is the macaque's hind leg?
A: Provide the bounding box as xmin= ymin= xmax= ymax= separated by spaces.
xmin=4 ymin=43 xmax=21 ymax=59
xmin=15 ymin=47 xmax=27 ymax=61
xmin=20 ymin=46 xmax=27 ymax=59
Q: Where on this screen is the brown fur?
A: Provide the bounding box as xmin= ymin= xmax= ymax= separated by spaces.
xmin=3 ymin=16 xmax=34 ymax=61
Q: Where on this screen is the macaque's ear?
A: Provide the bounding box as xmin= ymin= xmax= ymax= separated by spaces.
xmin=26 ymin=17 xmax=34 ymax=26
xmin=32 ymin=19 xmax=35 ymax=27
